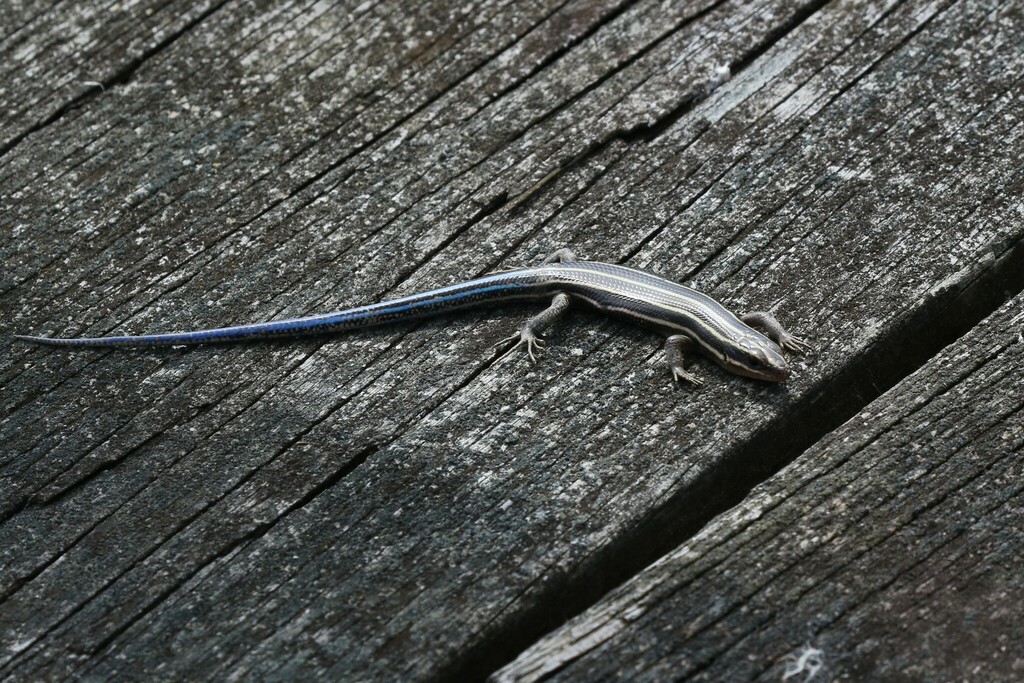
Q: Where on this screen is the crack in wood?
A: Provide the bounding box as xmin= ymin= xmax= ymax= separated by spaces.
xmin=506 ymin=0 xmax=834 ymax=212
xmin=621 ymin=0 xmax=935 ymax=279
xmin=0 ymin=0 xmax=231 ymax=161
xmin=668 ymin=397 xmax=1023 ymax=681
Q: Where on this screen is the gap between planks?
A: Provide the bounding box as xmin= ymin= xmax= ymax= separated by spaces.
xmin=444 ymin=209 xmax=1024 ymax=678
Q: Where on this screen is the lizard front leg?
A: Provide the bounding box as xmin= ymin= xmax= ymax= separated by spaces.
xmin=540 ymin=248 xmax=577 ymax=264
xmin=740 ymin=312 xmax=813 ymax=354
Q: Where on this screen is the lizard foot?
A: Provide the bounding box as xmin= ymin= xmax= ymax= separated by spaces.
xmin=778 ymin=332 xmax=813 ymax=355
xmin=670 ymin=364 xmax=704 ymax=387
xmin=498 ymin=329 xmax=545 ymax=363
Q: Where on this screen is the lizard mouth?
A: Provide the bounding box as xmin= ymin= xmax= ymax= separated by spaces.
xmin=731 ymin=362 xmax=790 ymax=382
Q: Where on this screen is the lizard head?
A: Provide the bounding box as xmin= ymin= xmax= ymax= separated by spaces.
xmin=717 ymin=333 xmax=790 ymax=382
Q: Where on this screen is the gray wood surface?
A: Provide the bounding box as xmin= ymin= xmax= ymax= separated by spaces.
xmin=496 ymin=292 xmax=1024 ymax=683
xmin=0 ymin=0 xmax=224 ymax=154
xmin=3 ymin=0 xmax=1023 ymax=679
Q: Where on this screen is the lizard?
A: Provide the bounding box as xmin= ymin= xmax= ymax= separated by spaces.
xmin=15 ymin=249 xmax=812 ymax=385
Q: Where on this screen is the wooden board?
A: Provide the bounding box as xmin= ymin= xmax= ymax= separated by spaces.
xmin=3 ymin=0 xmax=1024 ymax=679
xmin=0 ymin=0 xmax=224 ymax=154
xmin=496 ymin=293 xmax=1024 ymax=682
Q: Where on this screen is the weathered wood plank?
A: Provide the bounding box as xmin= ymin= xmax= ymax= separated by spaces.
xmin=2 ymin=0 xmax=1023 ymax=680
xmin=0 ymin=0 xmax=224 ymax=154
xmin=1 ymin=0 xmax=823 ymax=615
xmin=3 ymin=0 xmax=642 ymax=481
xmin=495 ymin=294 xmax=1024 ymax=683
xmin=1 ymin=0 xmax=842 ymax=673
xmin=1 ymin=0 xmax=820 ymax=316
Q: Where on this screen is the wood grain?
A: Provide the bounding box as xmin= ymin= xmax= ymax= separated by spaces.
xmin=2 ymin=0 xmax=1023 ymax=679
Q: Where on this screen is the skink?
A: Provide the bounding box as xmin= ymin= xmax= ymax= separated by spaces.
xmin=15 ymin=249 xmax=811 ymax=385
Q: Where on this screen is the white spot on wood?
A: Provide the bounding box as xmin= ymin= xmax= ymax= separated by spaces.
xmin=705 ymin=64 xmax=732 ymax=96
xmin=782 ymin=645 xmax=825 ymax=682
xmin=704 ymin=42 xmax=804 ymax=123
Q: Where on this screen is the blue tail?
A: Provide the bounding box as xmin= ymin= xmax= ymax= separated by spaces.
xmin=14 ymin=270 xmax=549 ymax=348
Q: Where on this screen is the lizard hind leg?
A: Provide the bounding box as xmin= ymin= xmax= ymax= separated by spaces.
xmin=498 ymin=292 xmax=572 ymax=363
